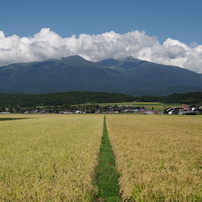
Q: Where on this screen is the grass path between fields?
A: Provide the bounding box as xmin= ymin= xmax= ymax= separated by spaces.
xmin=94 ymin=116 xmax=121 ymax=202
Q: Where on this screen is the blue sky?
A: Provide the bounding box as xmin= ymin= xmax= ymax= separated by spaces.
xmin=1 ymin=0 xmax=202 ymax=44
xmin=0 ymin=0 xmax=202 ymax=73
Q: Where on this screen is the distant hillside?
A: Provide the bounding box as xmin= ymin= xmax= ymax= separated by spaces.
xmin=137 ymin=92 xmax=202 ymax=105
xmin=0 ymin=55 xmax=202 ymax=96
xmin=0 ymin=91 xmax=202 ymax=108
xmin=0 ymin=91 xmax=135 ymax=107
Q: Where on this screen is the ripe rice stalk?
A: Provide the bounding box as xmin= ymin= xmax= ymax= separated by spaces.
xmin=0 ymin=114 xmax=103 ymax=201
xmin=106 ymin=114 xmax=202 ymax=201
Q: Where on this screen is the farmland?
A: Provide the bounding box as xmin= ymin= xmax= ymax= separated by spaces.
xmin=97 ymin=101 xmax=182 ymax=111
xmin=0 ymin=114 xmax=103 ymax=201
xmin=106 ymin=114 xmax=202 ymax=201
xmin=0 ymin=113 xmax=202 ymax=201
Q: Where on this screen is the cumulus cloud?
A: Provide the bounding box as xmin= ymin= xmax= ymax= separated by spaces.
xmin=0 ymin=28 xmax=202 ymax=73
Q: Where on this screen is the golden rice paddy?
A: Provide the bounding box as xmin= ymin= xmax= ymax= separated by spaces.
xmin=106 ymin=114 xmax=202 ymax=201
xmin=1 ymin=114 xmax=201 ymax=201
xmin=0 ymin=114 xmax=103 ymax=201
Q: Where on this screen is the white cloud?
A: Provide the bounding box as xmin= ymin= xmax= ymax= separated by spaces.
xmin=0 ymin=31 xmax=5 ymax=38
xmin=0 ymin=28 xmax=202 ymax=73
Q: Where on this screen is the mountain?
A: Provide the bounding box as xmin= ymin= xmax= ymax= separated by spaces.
xmin=0 ymin=55 xmax=202 ymax=96
xmin=97 ymin=57 xmax=202 ymax=95
xmin=0 ymin=56 xmax=117 ymax=93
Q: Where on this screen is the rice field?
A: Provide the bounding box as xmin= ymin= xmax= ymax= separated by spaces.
xmin=1 ymin=113 xmax=202 ymax=201
xmin=106 ymin=114 xmax=202 ymax=201
xmin=0 ymin=114 xmax=103 ymax=201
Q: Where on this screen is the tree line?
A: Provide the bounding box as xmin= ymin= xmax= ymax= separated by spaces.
xmin=0 ymin=91 xmax=135 ymax=109
xmin=0 ymin=91 xmax=202 ymax=111
xmin=137 ymin=92 xmax=202 ymax=105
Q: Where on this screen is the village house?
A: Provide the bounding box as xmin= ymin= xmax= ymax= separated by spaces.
xmin=165 ymin=105 xmax=202 ymax=115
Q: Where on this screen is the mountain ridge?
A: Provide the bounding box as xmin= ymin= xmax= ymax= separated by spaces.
xmin=0 ymin=55 xmax=202 ymax=96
